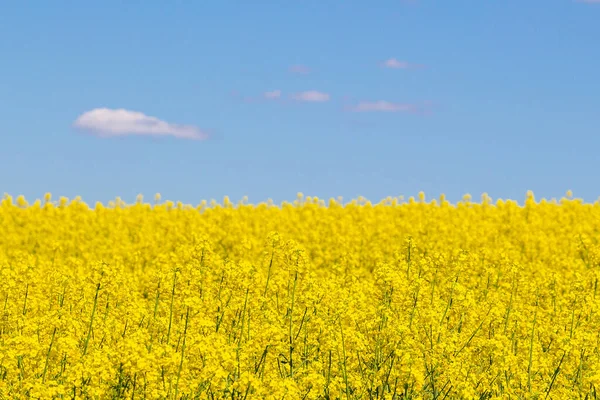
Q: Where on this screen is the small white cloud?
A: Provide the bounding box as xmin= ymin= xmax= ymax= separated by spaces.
xmin=292 ymin=91 xmax=330 ymax=102
xmin=289 ymin=65 xmax=311 ymax=74
xmin=382 ymin=58 xmax=425 ymax=69
xmin=264 ymin=90 xmax=282 ymax=99
xmin=73 ymin=108 xmax=208 ymax=140
xmin=383 ymin=58 xmax=410 ymax=68
xmin=349 ymin=101 xmax=417 ymax=113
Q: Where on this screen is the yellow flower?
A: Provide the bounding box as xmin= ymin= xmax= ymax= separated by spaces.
xmin=0 ymin=192 xmax=599 ymax=397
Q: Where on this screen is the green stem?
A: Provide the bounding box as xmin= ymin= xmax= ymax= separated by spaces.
xmin=42 ymin=327 xmax=57 ymax=383
xmin=288 ymin=272 xmax=297 ymax=378
xmin=174 ymin=307 xmax=190 ymax=400
xmin=264 ymin=250 xmax=274 ymax=297
xmin=83 ymin=283 xmax=101 ymax=356
xmin=340 ymin=319 xmax=350 ymax=400
xmin=527 ymin=307 xmax=538 ymax=393
xmin=166 ymin=270 xmax=178 ymax=346
xmin=22 ymin=284 xmax=29 ymax=316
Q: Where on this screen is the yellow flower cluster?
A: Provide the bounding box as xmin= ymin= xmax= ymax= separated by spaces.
xmin=1 ymin=191 xmax=600 ymax=399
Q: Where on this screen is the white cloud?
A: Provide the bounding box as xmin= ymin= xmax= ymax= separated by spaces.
xmin=383 ymin=58 xmax=410 ymax=69
xmin=291 ymin=91 xmax=330 ymax=102
xmin=382 ymin=58 xmax=425 ymax=69
xmin=264 ymin=90 xmax=282 ymax=99
xmin=349 ymin=101 xmax=417 ymax=112
xmin=73 ymin=108 xmax=208 ymax=140
xmin=289 ymin=65 xmax=311 ymax=74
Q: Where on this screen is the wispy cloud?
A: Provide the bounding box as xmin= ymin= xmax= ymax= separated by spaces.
xmin=347 ymin=100 xmax=424 ymax=113
xmin=73 ymin=108 xmax=208 ymax=140
xmin=237 ymin=89 xmax=330 ymax=104
xmin=381 ymin=58 xmax=425 ymax=69
xmin=291 ymin=90 xmax=330 ymax=102
xmin=289 ymin=65 xmax=311 ymax=74
xmin=236 ymin=90 xmax=283 ymax=103
xmin=264 ymin=90 xmax=282 ymax=99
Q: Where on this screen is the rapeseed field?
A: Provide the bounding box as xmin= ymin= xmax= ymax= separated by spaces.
xmin=1 ymin=191 xmax=600 ymax=399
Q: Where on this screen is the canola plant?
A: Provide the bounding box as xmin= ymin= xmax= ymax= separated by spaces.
xmin=1 ymin=191 xmax=600 ymax=399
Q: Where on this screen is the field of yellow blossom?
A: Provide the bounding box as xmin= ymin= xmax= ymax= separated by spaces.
xmin=1 ymin=191 xmax=600 ymax=399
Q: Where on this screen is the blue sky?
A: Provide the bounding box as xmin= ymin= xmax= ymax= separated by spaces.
xmin=1 ymin=1 xmax=599 ymax=205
